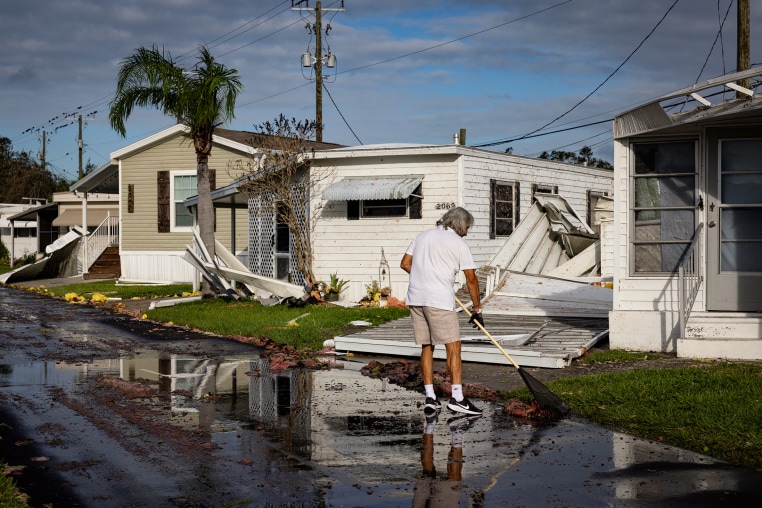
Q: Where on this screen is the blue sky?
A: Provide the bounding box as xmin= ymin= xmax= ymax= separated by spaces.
xmin=1 ymin=0 xmax=759 ymax=183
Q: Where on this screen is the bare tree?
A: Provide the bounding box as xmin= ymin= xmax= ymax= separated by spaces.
xmin=230 ymin=115 xmax=335 ymax=288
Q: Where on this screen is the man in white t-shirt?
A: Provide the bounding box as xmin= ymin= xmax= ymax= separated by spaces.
xmin=400 ymin=207 xmax=483 ymax=416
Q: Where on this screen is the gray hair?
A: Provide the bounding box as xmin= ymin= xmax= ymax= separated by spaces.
xmin=437 ymin=206 xmax=474 ymax=236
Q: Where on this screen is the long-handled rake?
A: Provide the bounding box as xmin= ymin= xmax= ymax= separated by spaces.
xmin=455 ymin=297 xmax=570 ymax=417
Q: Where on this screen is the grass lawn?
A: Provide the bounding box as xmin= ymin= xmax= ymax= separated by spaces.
xmin=39 ymin=280 xmax=195 ymax=300
xmin=0 ymin=462 xmax=28 ymax=508
xmin=510 ymin=352 xmax=762 ymax=470
xmin=145 ymin=299 xmax=409 ymax=350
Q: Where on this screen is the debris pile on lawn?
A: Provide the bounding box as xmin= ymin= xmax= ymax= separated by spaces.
xmin=503 ymin=398 xmax=567 ymax=421
xmin=360 ymin=359 xmax=500 ymax=401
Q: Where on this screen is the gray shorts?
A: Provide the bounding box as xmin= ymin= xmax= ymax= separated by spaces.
xmin=410 ymin=306 xmax=461 ymax=345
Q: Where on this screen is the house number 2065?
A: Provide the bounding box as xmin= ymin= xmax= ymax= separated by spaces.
xmin=435 ymin=202 xmax=456 ymax=210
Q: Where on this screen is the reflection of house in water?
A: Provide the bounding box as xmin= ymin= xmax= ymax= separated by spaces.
xmin=46 ymin=357 xmax=760 ymax=503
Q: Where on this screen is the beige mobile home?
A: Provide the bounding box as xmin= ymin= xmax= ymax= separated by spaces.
xmin=71 ymin=125 xmax=255 ymax=283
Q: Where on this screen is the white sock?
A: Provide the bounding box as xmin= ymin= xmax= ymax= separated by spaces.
xmin=425 ymin=421 xmax=436 ymax=434
xmin=451 ymin=384 xmax=463 ymax=402
xmin=425 ymin=384 xmax=436 ymax=399
xmin=452 ymin=431 xmax=464 ymax=447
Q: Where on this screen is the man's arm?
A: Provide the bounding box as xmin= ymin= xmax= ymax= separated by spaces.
xmin=463 ymin=268 xmax=481 ymax=310
xmin=400 ymin=253 xmax=413 ymax=274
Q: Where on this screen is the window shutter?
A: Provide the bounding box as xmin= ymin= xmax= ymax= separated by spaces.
xmin=157 ymin=171 xmax=170 ymax=233
xmin=489 ymin=179 xmax=496 ymax=239
xmin=409 ymin=184 xmax=423 ymax=219
xmin=210 ymin=168 xmax=217 ymax=232
xmin=128 ymin=184 xmax=134 ymax=213
xmin=515 ymin=182 xmax=521 ymax=226
xmin=347 ymin=200 xmax=360 ymax=220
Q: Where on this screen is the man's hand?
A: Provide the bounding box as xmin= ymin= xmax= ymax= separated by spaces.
xmin=468 ymin=310 xmax=484 ymax=329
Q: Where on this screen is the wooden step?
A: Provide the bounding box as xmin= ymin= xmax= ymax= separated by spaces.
xmin=84 ymin=247 xmax=121 ymax=280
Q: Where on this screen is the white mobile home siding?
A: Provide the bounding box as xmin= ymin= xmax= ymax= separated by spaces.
xmin=312 ymin=151 xmax=460 ymax=302
xmin=310 ymin=146 xmax=613 ymax=303
xmin=608 ymin=137 xmax=706 ymax=353
xmin=460 ymin=150 xmax=614 ymax=267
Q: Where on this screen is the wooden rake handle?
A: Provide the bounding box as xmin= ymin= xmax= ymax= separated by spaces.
xmin=455 ymin=297 xmax=521 ymax=370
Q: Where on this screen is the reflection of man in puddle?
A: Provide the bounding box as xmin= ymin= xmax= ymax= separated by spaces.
xmin=413 ymin=412 xmax=481 ymax=507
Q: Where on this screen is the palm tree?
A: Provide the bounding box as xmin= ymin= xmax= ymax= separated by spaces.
xmin=109 ymin=45 xmax=243 ymax=297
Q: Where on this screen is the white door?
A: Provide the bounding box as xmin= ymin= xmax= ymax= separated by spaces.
xmin=706 ymin=129 xmax=762 ymax=311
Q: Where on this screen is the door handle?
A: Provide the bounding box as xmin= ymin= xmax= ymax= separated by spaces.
xmin=708 ymin=220 xmax=717 ymax=228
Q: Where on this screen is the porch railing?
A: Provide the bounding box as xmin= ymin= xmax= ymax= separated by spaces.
xmin=678 ymin=222 xmax=704 ymax=340
xmin=83 ymin=214 xmax=119 ymax=272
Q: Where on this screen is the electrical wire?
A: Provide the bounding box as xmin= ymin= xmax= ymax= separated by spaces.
xmin=323 ymin=83 xmax=362 ymax=145
xmin=337 ymin=1 xmax=572 ymax=76
xmin=692 ymin=1 xmax=733 ymax=90
xmin=474 ymin=0 xmax=681 ymax=149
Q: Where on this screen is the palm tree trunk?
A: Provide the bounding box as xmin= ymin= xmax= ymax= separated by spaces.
xmin=196 ymin=154 xmax=215 ymax=297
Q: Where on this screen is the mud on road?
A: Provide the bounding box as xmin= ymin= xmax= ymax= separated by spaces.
xmin=1 ymin=286 xmax=323 ymax=507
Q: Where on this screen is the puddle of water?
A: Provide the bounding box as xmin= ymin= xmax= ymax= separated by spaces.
xmin=2 ymin=350 xmax=762 ymax=507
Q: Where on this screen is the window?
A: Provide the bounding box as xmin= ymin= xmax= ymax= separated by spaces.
xmin=631 ymin=141 xmax=696 ymax=273
xmin=347 ymin=184 xmax=422 ymax=220
xmin=587 ymin=190 xmax=609 ymax=234
xmin=13 ymin=227 xmax=36 ymax=238
xmin=171 ymin=172 xmax=197 ymax=230
xmin=531 ymin=183 xmax=558 ymax=202
xmin=362 ymin=199 xmax=407 ymax=218
xmin=490 ymin=179 xmax=519 ymax=238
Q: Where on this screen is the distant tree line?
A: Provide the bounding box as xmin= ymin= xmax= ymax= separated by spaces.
xmin=537 ymin=145 xmax=613 ymax=169
xmin=0 ymin=136 xmax=71 ymax=203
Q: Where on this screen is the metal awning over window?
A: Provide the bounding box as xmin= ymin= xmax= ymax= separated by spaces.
xmin=52 ymin=208 xmax=119 ymax=227
xmin=322 ymin=177 xmax=422 ymax=201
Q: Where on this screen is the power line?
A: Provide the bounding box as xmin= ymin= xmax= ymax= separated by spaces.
xmin=337 ymin=1 xmax=572 ymax=76
xmin=694 ymin=0 xmax=733 ymax=85
xmin=474 ymin=0 xmax=681 ymax=149
xmin=323 ymin=83 xmax=362 ymax=145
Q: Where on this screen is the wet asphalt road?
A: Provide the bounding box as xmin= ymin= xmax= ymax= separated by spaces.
xmin=2 ymin=284 xmax=762 ymax=507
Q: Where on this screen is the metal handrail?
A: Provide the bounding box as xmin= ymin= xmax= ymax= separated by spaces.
xmin=678 ymin=223 xmax=704 ymax=340
xmin=83 ymin=214 xmax=119 ymax=272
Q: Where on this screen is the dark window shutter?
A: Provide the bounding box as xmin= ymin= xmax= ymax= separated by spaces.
xmin=515 ymin=182 xmax=521 ymax=226
xmin=128 ymin=184 xmax=134 ymax=213
xmin=157 ymin=171 xmax=170 ymax=233
xmin=409 ymin=184 xmax=423 ymax=219
xmin=210 ymin=168 xmax=217 ymax=232
xmin=347 ymin=200 xmax=360 ymax=220
xmin=489 ymin=179 xmax=496 ymax=239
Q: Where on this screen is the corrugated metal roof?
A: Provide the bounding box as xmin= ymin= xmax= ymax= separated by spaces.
xmin=614 ymin=67 xmax=762 ymax=139
xmin=322 ymin=177 xmax=422 ymax=201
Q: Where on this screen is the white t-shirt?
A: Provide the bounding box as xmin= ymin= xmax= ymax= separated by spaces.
xmin=404 ymin=225 xmax=476 ymax=311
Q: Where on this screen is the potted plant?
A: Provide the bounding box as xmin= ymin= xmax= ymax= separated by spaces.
xmin=363 ymin=279 xmax=383 ymax=307
xmin=323 ymin=273 xmax=349 ymax=302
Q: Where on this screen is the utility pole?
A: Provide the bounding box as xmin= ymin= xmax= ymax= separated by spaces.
xmin=39 ymin=131 xmax=46 ymax=168
xmin=315 ymin=2 xmax=323 ymax=141
xmin=293 ymin=0 xmax=344 ymax=142
xmin=737 ymin=0 xmax=750 ymax=97
xmin=78 ymin=114 xmax=84 ymax=180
